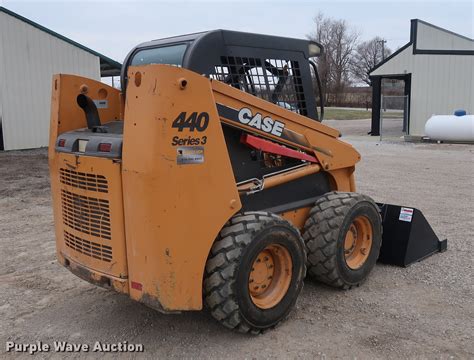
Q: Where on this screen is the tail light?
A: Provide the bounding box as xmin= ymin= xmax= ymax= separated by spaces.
xmin=98 ymin=143 xmax=112 ymax=152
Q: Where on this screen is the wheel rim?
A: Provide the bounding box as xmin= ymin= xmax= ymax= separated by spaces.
xmin=248 ymin=244 xmax=292 ymax=309
xmin=344 ymin=215 xmax=373 ymax=270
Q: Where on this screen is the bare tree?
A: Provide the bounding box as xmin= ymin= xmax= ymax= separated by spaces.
xmin=310 ymin=13 xmax=332 ymax=103
xmin=308 ymin=12 xmax=359 ymax=106
xmin=351 ymin=37 xmax=392 ymax=86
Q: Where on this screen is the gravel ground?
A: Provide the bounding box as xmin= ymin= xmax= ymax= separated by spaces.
xmin=1 ymin=121 xmax=473 ymax=359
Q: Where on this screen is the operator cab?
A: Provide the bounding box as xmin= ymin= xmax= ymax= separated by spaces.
xmin=122 ymin=30 xmax=324 ymax=121
xmin=120 ymin=30 xmax=327 ymax=212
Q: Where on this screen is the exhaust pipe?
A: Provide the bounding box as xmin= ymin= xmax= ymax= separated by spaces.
xmin=77 ymin=94 xmax=103 ymax=131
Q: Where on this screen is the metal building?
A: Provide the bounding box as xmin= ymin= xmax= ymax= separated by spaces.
xmin=370 ymin=19 xmax=474 ymax=138
xmin=0 ymin=7 xmax=121 ymax=150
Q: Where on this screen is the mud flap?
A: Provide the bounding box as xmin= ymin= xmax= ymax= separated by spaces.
xmin=377 ymin=204 xmax=447 ymax=267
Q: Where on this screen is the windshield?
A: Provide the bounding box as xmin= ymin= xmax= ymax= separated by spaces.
xmin=130 ymin=44 xmax=187 ymax=67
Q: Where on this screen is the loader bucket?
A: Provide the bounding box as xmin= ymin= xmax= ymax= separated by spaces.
xmin=377 ymin=204 xmax=447 ymax=267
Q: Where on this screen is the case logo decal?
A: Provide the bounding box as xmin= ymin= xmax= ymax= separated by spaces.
xmin=237 ymin=107 xmax=285 ymax=137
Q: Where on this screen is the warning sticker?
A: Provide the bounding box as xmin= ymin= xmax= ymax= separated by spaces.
xmin=399 ymin=207 xmax=414 ymax=222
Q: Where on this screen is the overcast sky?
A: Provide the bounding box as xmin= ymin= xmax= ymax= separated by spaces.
xmin=1 ymin=0 xmax=472 ymax=63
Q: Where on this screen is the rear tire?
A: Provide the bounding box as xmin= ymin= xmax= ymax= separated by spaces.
xmin=303 ymin=192 xmax=382 ymax=289
xmin=204 ymin=212 xmax=306 ymax=334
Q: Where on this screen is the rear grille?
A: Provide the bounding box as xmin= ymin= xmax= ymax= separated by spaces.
xmin=60 ymin=168 xmax=108 ymax=193
xmin=61 ymin=189 xmax=111 ymax=240
xmin=64 ymin=230 xmax=112 ymax=262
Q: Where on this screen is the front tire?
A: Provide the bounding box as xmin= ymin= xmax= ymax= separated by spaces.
xmin=303 ymin=192 xmax=382 ymax=289
xmin=204 ymin=212 xmax=306 ymax=334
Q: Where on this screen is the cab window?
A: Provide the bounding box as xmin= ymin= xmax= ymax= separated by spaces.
xmin=130 ymin=44 xmax=187 ymax=67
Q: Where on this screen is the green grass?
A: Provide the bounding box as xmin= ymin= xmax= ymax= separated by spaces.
xmin=323 ymin=108 xmax=403 ymax=120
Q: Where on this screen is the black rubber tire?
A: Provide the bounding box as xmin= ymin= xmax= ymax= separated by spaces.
xmin=303 ymin=192 xmax=382 ymax=289
xmin=204 ymin=211 xmax=306 ymax=334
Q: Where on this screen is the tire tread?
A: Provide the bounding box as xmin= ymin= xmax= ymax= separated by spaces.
xmin=204 ymin=212 xmax=305 ymax=334
xmin=303 ymin=191 xmax=381 ymax=290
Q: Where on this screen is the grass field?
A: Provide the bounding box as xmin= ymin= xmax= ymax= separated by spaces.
xmin=323 ymin=107 xmax=403 ymax=120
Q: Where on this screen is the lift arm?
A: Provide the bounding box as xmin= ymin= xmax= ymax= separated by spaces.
xmin=211 ymin=79 xmax=360 ymax=172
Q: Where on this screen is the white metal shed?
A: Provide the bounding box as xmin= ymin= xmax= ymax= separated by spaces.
xmin=369 ymin=19 xmax=474 ymax=138
xmin=0 ymin=7 xmax=121 ymax=150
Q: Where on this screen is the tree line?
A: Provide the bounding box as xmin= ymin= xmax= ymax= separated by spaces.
xmin=308 ymin=12 xmax=392 ymax=106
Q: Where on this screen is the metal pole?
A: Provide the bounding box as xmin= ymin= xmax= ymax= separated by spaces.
xmin=404 ymin=95 xmax=409 ymax=134
xmin=380 ymin=95 xmax=383 ymax=142
xmin=377 ymin=39 xmax=387 ymax=60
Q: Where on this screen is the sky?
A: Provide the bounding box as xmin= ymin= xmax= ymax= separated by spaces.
xmin=0 ymin=0 xmax=472 ymax=64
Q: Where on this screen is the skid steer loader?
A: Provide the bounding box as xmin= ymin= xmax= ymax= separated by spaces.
xmin=49 ymin=30 xmax=446 ymax=333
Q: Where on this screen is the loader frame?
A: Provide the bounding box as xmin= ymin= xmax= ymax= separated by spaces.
xmin=50 ymin=64 xmax=360 ymax=312
xmin=49 ymin=30 xmax=446 ymax=319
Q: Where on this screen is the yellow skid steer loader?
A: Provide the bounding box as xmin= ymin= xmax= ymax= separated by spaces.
xmin=49 ymin=30 xmax=446 ymax=333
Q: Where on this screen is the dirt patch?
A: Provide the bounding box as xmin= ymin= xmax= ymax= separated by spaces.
xmin=1 ymin=127 xmax=473 ymax=358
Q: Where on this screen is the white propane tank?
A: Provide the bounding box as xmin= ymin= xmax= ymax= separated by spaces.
xmin=425 ymin=114 xmax=474 ymax=142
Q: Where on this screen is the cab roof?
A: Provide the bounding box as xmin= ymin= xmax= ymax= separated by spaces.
xmin=134 ymin=29 xmax=322 ymax=58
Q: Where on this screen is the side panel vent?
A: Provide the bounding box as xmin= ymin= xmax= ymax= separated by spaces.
xmin=60 ymin=168 xmax=108 ymax=193
xmin=61 ymin=189 xmax=111 ymax=240
xmin=64 ymin=230 xmax=112 ymax=262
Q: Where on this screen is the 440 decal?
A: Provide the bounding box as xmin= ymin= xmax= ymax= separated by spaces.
xmin=172 ymin=112 xmax=209 ymax=132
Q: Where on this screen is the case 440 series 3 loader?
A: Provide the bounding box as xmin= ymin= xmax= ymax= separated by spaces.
xmin=49 ymin=30 xmax=446 ymax=334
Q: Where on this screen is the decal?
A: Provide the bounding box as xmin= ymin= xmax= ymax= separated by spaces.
xmin=171 ymin=135 xmax=207 ymax=146
xmin=237 ymin=107 xmax=285 ymax=137
xmin=93 ymin=99 xmax=108 ymax=109
xmin=216 ymin=104 xmax=308 ymax=148
xmin=177 ymin=146 xmax=204 ymax=165
xmin=172 ymin=112 xmax=209 ymax=132
xmin=399 ymin=207 xmax=414 ymax=222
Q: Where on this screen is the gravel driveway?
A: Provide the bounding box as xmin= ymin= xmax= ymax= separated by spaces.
xmin=1 ymin=121 xmax=473 ymax=359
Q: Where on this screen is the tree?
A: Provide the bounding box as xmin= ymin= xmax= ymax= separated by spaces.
xmin=308 ymin=12 xmax=359 ymax=106
xmin=351 ymin=37 xmax=392 ymax=86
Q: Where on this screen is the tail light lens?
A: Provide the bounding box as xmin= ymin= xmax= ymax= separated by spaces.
xmin=98 ymin=143 xmax=112 ymax=152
